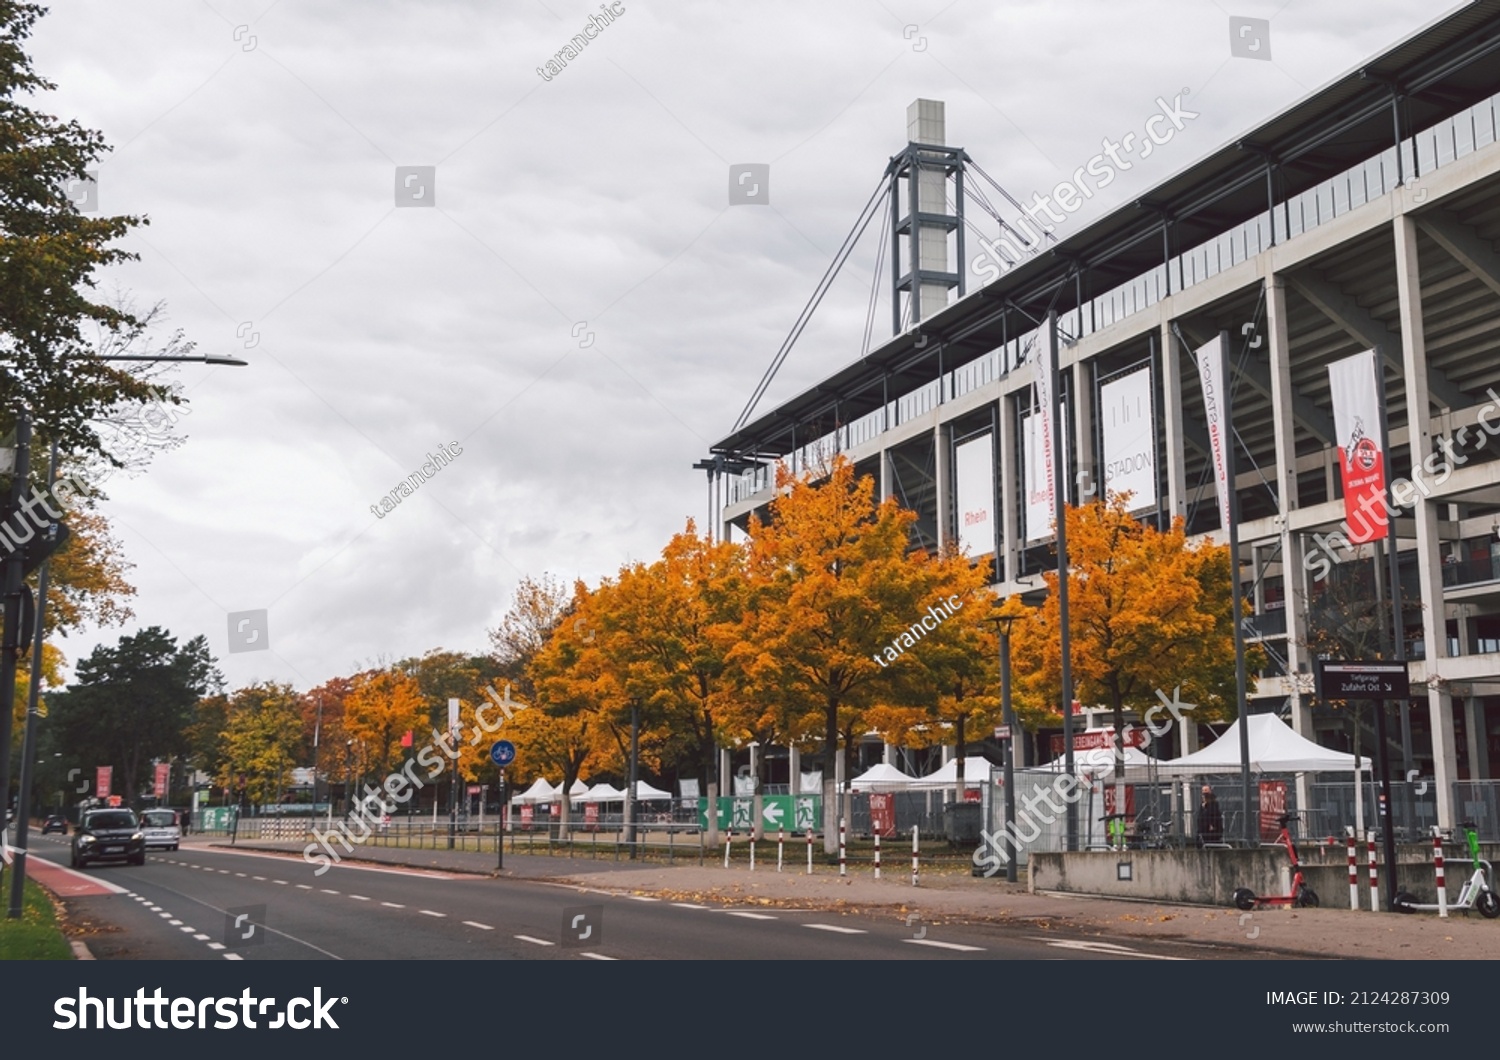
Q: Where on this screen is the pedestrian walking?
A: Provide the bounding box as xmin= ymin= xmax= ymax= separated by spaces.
xmin=1197 ymin=785 xmax=1223 ymax=846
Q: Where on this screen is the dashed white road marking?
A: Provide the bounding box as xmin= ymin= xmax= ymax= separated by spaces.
xmin=1030 ymin=938 xmax=1186 ymax=961
xmin=579 ymin=952 xmax=617 ymax=960
xmin=381 ymin=901 xmax=404 ymax=908
xmin=223 ymin=953 xmax=244 ymax=960
xmin=803 ymin=923 xmax=866 ymax=934
xmin=179 ymin=926 xmax=196 ymax=933
xmin=296 ymin=884 xmax=312 ymax=890
xmin=321 ymin=889 xmax=340 ymax=894
xmin=463 ymin=921 xmax=493 ymax=930
xmin=192 ymin=934 xmax=210 ymax=941
xmin=903 ymin=939 xmax=984 ymax=952
xmin=206 ymin=942 xmax=226 ymax=951
xmin=723 ymin=911 xmax=777 ymax=921
xmin=515 ymin=935 xmax=554 ymax=946
xmin=419 ymin=910 xmax=446 ymax=918
xmin=349 ymin=895 xmax=369 ymax=901
xmin=671 ymin=902 xmax=708 ymax=910
xmin=623 ymin=895 xmax=660 ymax=902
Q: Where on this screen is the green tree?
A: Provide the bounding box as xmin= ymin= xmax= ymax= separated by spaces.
xmin=44 ymin=627 xmax=220 ymax=802
xmin=219 ymin=683 xmax=303 ymax=807
xmin=0 ymin=1 xmax=166 ymax=453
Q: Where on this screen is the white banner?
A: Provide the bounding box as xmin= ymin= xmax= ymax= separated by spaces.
xmin=1033 ymin=324 xmax=1057 ymax=519
xmin=1327 ymin=349 xmax=1386 ymax=545
xmin=954 ymin=434 xmax=996 ymax=557
xmin=1023 ymin=403 xmax=1070 ymax=541
xmin=1194 ymin=335 xmax=1232 ymax=532
xmin=1099 ymin=367 xmax=1156 ymax=510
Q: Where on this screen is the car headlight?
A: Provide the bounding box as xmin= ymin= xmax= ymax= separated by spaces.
xmin=131 ymin=833 xmax=143 ymax=841
xmin=79 ymin=835 xmax=96 ymax=844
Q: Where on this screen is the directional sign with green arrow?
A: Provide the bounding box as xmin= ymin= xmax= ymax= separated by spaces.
xmin=698 ymin=794 xmax=821 ymax=832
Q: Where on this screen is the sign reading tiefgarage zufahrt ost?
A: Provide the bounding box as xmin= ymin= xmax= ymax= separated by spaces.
xmin=1317 ymin=660 xmax=1410 ymax=700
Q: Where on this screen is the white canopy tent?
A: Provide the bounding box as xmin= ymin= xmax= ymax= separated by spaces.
xmin=578 ymin=783 xmax=627 ymax=804
xmin=849 ymin=763 xmax=916 ymax=791
xmin=631 ymin=780 xmax=673 ymax=801
xmin=1037 ymin=745 xmax=1161 ymax=780
xmin=510 ymin=778 xmax=557 ymax=804
xmin=1157 ymin=715 xmax=1369 ymax=775
xmin=913 ymin=756 xmax=995 ymax=788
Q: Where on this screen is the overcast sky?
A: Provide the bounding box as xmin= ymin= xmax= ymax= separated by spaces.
xmin=36 ymin=0 xmax=1455 ymax=690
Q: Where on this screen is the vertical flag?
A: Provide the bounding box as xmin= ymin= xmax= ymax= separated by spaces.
xmin=448 ymin=697 xmax=460 ymax=742
xmin=1195 ymin=334 xmax=1232 ymax=532
xmin=1033 ymin=324 xmax=1058 ymax=520
xmin=153 ymin=762 xmax=170 ymax=799
xmin=95 ymin=766 xmax=112 ymax=800
xmin=1327 ymin=350 xmax=1387 ymax=544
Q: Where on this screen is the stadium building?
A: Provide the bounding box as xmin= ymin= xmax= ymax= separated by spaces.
xmin=702 ymin=2 xmax=1500 ymax=831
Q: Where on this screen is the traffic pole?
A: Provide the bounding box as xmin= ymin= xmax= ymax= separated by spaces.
xmin=1434 ymin=827 xmax=1447 ymax=919
xmin=1367 ymin=830 xmax=1379 ymax=912
xmin=1346 ymin=826 xmax=1357 ymax=909
xmin=911 ymin=825 xmax=919 ymax=887
xmin=838 ymin=817 xmax=847 ymax=877
xmin=777 ymin=828 xmax=784 ymax=873
xmin=873 ymin=831 xmax=881 ymax=880
xmin=724 ymin=831 xmax=731 ymax=869
xmin=806 ymin=829 xmax=813 ymax=875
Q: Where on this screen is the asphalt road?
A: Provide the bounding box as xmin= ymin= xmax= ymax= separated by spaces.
xmin=24 ymin=836 xmax=1231 ymax=960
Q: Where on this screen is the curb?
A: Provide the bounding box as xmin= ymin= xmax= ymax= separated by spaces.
xmin=70 ymin=939 xmax=94 ymax=960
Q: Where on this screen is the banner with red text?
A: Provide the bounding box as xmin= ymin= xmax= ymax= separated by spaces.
xmin=1327 ymin=349 xmax=1387 ymax=544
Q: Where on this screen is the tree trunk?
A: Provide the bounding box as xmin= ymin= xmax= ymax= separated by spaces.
xmin=823 ymin=699 xmax=839 ymax=854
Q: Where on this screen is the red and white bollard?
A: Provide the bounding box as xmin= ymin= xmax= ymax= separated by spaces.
xmin=806 ymin=829 xmax=813 ymax=875
xmin=1346 ymin=827 xmax=1358 ymax=909
xmin=777 ymin=828 xmax=784 ymax=873
xmin=873 ymin=831 xmax=881 ymax=880
xmin=911 ymin=825 xmax=919 ymax=887
xmin=723 ymin=831 xmax=732 ymax=869
xmin=1434 ymin=827 xmax=1448 ymax=919
xmin=838 ymin=817 xmax=847 ymax=877
xmin=748 ymin=832 xmax=755 ymax=871
xmin=1367 ymin=830 xmax=1379 ymax=912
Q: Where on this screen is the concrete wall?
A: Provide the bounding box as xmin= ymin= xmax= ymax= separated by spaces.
xmin=1029 ymin=843 xmax=1500 ymax=907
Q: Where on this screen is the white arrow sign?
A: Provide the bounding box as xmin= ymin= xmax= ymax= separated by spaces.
xmin=762 ymin=802 xmax=785 ymax=826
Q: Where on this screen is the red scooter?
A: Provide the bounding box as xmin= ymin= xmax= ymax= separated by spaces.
xmin=1233 ymin=812 xmax=1319 ymax=910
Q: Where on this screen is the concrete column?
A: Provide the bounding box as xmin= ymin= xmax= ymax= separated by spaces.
xmin=719 ymin=747 xmax=732 ymax=797
xmin=882 ymin=742 xmax=895 ymax=766
xmin=1265 ymin=275 xmax=1315 ymax=814
xmin=1000 ymin=393 xmax=1019 ymax=583
xmin=935 ymin=423 xmax=950 ymax=548
xmin=1394 ymin=213 xmax=1459 ymax=829
xmin=1160 ymin=319 xmax=1187 ymax=521
xmin=880 ymin=446 xmax=894 ymax=502
xmin=1466 ymin=698 xmax=1491 ymax=779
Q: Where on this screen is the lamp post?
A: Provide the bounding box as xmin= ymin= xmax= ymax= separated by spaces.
xmin=987 ymin=606 xmax=1019 ymax=883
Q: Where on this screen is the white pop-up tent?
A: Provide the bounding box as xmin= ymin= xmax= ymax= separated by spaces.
xmin=914 ymin=756 xmax=995 ymax=788
xmin=1038 ymin=745 xmax=1160 ymax=780
xmin=578 ymin=783 xmax=627 ymax=804
xmin=630 ymin=780 xmax=673 ymax=801
xmin=1157 ymin=714 xmax=1369 ymax=775
xmin=850 ymin=763 xmax=916 ymax=791
xmin=511 ymin=778 xmax=557 ymax=804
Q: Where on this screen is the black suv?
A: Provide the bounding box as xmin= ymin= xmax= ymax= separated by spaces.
xmin=71 ymin=809 xmax=145 ymax=868
xmin=41 ymin=815 xmax=67 ymax=835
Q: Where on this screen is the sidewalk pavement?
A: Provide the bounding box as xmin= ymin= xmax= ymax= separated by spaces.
xmin=208 ymin=835 xmax=1499 ymax=960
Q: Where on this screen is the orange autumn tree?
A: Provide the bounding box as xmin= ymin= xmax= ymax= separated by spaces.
xmin=731 ymin=455 xmax=989 ymax=851
xmin=1010 ymin=496 xmax=1257 ymax=753
xmin=342 ymin=667 xmax=429 ymax=780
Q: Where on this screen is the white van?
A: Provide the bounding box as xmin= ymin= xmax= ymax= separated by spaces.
xmin=139 ymin=808 xmax=181 ymax=851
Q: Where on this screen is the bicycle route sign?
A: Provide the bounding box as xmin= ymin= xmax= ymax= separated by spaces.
xmin=1317 ymin=660 xmax=1409 ymax=700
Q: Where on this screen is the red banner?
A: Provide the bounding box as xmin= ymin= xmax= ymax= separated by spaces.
xmin=868 ymin=793 xmax=896 ymax=836
xmin=584 ymin=803 xmax=599 ymax=831
xmin=1259 ymin=780 xmax=1287 ymax=841
xmin=520 ymin=804 xmax=533 ymax=827
xmin=153 ymin=763 xmax=170 ymax=799
xmin=95 ymin=766 xmax=112 ymax=800
xmin=1103 ymin=784 xmax=1136 ymax=818
xmin=1328 ymin=350 xmax=1387 ymax=544
xmin=1050 ymin=727 xmax=1148 ymax=756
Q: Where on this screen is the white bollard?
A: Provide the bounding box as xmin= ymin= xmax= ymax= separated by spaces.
xmin=1368 ymin=830 xmax=1379 ymax=912
xmin=724 ymin=831 xmax=731 ymax=869
xmin=749 ymin=833 xmax=755 ymax=872
xmin=839 ymin=817 xmax=847 ymax=877
xmin=806 ymin=829 xmax=813 ymax=875
xmin=911 ymin=825 xmax=919 ymax=887
xmin=1346 ymin=826 xmax=1358 ymax=910
xmin=777 ymin=828 xmax=784 ymax=873
xmin=1434 ymin=827 xmax=1447 ymax=919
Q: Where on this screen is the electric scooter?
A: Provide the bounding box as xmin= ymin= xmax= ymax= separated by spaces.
xmin=1233 ymin=812 xmax=1319 ymax=910
xmin=1394 ymin=821 xmax=1500 ymax=918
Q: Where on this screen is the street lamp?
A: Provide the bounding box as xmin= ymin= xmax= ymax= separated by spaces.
xmin=987 ymin=605 xmax=1021 ymax=883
